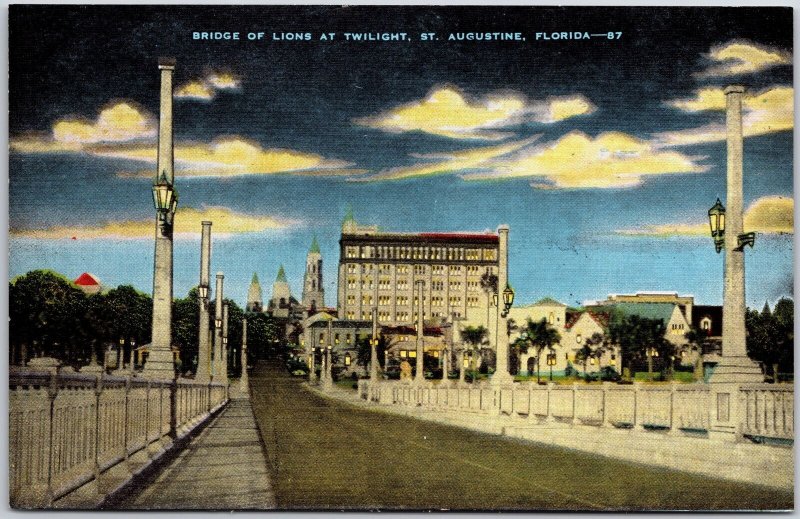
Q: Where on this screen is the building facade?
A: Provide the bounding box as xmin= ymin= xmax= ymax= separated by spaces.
xmin=246 ymin=273 xmax=263 ymax=313
xmin=302 ymin=237 xmax=325 ymax=311
xmin=337 ymin=213 xmax=500 ymax=326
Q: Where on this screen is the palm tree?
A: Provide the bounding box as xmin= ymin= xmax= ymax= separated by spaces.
xmin=520 ymin=318 xmax=562 ymax=383
xmin=574 ymin=332 xmax=603 ymax=378
xmin=480 ymin=270 xmax=498 ymax=340
xmin=461 ymin=325 xmax=488 ymax=382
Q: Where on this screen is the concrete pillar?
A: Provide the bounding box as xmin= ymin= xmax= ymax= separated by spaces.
xmin=370 ymin=307 xmax=379 ymax=380
xmin=492 ymin=225 xmax=514 ymax=384
xmin=414 ymin=280 xmax=425 ymax=383
xmin=143 ymin=58 xmax=177 ymax=380
xmin=239 ymin=318 xmax=249 ymax=393
xmin=222 ymin=302 xmax=230 ymax=382
xmin=213 ymin=273 xmax=224 ymax=381
xmin=709 ymin=85 xmax=763 ymax=441
xmin=459 ymin=348 xmax=465 ymax=383
xmin=196 ymin=221 xmax=212 ymax=382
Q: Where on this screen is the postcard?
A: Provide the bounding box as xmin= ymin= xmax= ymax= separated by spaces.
xmin=7 ymin=4 xmax=794 ymax=512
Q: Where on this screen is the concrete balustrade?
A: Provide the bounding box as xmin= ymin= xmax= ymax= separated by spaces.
xmin=358 ymin=379 xmax=793 ymax=443
xmin=10 ymin=368 xmax=228 ymax=508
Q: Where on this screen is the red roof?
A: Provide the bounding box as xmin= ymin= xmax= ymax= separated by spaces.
xmin=418 ymin=232 xmax=499 ymax=243
xmin=74 ymin=272 xmax=101 ymax=286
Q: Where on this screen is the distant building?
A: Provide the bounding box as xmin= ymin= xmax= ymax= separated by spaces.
xmin=337 ymin=211 xmax=500 ymax=326
xmin=268 ymin=265 xmax=299 ymax=319
xmin=246 ymin=273 xmax=263 ymax=313
xmin=302 ymin=313 xmax=371 ymax=376
xmin=595 ymin=291 xmax=694 ymax=324
xmin=302 ymin=237 xmax=325 ymax=312
xmin=73 ymin=272 xmax=103 ymax=295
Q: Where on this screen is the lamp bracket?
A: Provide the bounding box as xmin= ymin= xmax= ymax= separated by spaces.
xmin=735 ymin=232 xmax=756 ymax=251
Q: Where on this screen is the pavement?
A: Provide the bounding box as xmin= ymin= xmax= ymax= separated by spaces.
xmin=119 ymin=397 xmax=276 ymax=510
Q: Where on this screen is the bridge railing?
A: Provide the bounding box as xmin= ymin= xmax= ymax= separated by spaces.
xmin=358 ymin=379 xmax=792 ymax=442
xmin=10 ymin=367 xmax=228 ymax=508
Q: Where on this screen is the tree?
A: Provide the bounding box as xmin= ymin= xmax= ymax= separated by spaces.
xmin=506 ymin=317 xmax=520 ymax=374
xmin=356 ymin=334 xmax=393 ymax=371
xmin=575 ymin=332 xmax=604 ymax=376
xmin=747 ymin=299 xmax=794 ymax=381
xmin=246 ymin=312 xmax=281 ymax=361
xmin=461 ymin=325 xmax=489 ymax=381
xmin=519 ymin=318 xmax=561 ymax=383
xmin=607 ymin=313 xmax=672 ymax=380
xmin=172 ymin=288 xmax=200 ymax=375
xmin=480 ymin=269 xmax=498 ymax=340
xmin=9 ymin=270 xmax=90 ymax=364
xmin=683 ymin=326 xmax=708 ymax=382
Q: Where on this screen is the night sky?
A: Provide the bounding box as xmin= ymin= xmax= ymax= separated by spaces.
xmin=8 ymin=6 xmax=794 ymax=309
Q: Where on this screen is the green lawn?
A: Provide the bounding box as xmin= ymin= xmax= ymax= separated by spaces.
xmin=249 ymin=361 xmax=792 ymax=511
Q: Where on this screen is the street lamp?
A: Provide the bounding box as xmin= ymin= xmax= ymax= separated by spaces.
xmin=647 ymin=346 xmax=659 ymax=381
xmin=152 ymin=171 xmax=178 ymax=230
xmin=215 ymin=317 xmax=222 ymax=328
xmin=546 ymin=352 xmax=557 ymax=381
xmin=708 ymin=198 xmax=755 ymax=252
xmin=500 ymin=284 xmax=514 ymax=318
xmin=198 ymin=284 xmax=209 ymax=300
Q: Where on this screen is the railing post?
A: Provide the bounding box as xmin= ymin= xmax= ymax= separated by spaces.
xmin=601 ymin=382 xmax=611 ymax=428
xmin=633 ymin=382 xmax=644 ymax=431
xmin=93 ymin=374 xmax=103 ymax=483
xmin=123 ymin=376 xmax=131 ymax=460
xmin=668 ymin=382 xmax=680 ymax=436
xmin=169 ymin=378 xmax=178 ymax=439
xmin=546 ymin=382 xmax=555 ymax=423
xmin=44 ymin=371 xmax=59 ymax=507
xmin=571 ymin=383 xmax=579 ymax=425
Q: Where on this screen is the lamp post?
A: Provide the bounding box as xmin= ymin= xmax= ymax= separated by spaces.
xmin=370 ymin=307 xmax=379 ymax=380
xmin=117 ymin=337 xmax=124 ymax=372
xmin=704 ymin=87 xmax=763 ymax=442
xmin=222 ymin=302 xmax=229 ymax=382
xmin=547 ymin=352 xmax=556 ymax=381
xmin=196 ymin=221 xmax=212 ymax=382
xmin=491 ymin=225 xmax=515 ymax=385
xmin=129 ymin=339 xmax=136 ymax=375
xmin=144 ymin=57 xmax=178 ymax=380
xmin=240 ymin=318 xmax=249 ymax=393
xmin=213 ymin=272 xmax=224 ymax=381
xmin=646 ymin=347 xmax=659 ymax=382
xmin=414 ymin=280 xmax=425 ymax=383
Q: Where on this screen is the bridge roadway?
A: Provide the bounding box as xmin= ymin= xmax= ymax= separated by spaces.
xmin=119 ymin=361 xmax=792 ymax=511
xmin=119 ymin=397 xmax=276 ymax=510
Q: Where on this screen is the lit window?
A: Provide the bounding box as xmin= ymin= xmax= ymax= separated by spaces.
xmin=409 ymin=350 xmax=417 ymax=358
xmin=400 ymin=350 xmax=408 ymax=358
xmin=344 ymin=354 xmax=351 ymax=366
xmin=576 ymin=334 xmax=582 ymax=344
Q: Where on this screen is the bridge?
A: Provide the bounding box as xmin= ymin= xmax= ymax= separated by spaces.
xmin=10 ymin=359 xmax=793 ymax=511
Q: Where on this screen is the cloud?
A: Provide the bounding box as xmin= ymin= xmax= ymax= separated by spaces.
xmin=175 ymin=81 xmax=215 ymax=101
xmin=695 ymin=40 xmax=791 ymax=78
xmin=10 ymin=206 xmax=296 ymax=240
xmin=94 ymin=137 xmax=352 ymax=177
xmin=657 ymin=86 xmax=793 ymax=147
xmin=465 ymin=131 xmax=708 ymax=189
xmin=175 ymin=71 xmax=241 ymax=101
xmin=354 ymin=86 xmax=595 ymax=140
xmin=616 ymin=196 xmax=793 ymax=236
xmin=361 ymin=137 xmax=539 ymax=181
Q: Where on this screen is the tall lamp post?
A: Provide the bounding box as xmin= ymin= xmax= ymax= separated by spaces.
xmin=547 ymin=352 xmax=556 ymax=382
xmin=707 ymin=84 xmax=762 ymax=441
xmin=196 ymin=221 xmax=212 ymax=382
xmin=491 ymin=225 xmax=515 ymax=385
xmin=213 ymin=272 xmax=224 ymax=381
xmin=143 ymin=57 xmax=178 ymax=380
xmin=221 ymin=302 xmax=229 ymax=382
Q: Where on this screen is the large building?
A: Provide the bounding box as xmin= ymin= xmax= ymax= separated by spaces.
xmin=337 ymin=212 xmax=500 ymax=326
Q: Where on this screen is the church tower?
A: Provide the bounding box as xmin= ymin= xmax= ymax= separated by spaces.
xmin=246 ymin=273 xmax=263 ymax=313
xmin=302 ymin=236 xmax=325 ymax=311
xmin=269 ymin=265 xmax=292 ymax=318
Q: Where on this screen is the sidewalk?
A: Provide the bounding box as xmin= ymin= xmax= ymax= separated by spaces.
xmin=315 ymin=385 xmax=793 ymax=492
xmin=120 ymin=397 xmax=276 ymax=510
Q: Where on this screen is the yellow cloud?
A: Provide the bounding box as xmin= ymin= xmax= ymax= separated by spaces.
xmin=466 ymin=131 xmax=707 ymax=189
xmin=93 ymin=137 xmax=350 ymax=176
xmin=355 ymin=86 xmax=595 ymax=140
xmin=658 ymin=86 xmax=793 ymax=147
xmin=52 ymin=102 xmax=156 ymax=144
xmin=364 ymin=137 xmax=539 ymax=181
xmin=206 ymin=72 xmax=240 ymax=90
xmin=548 ymin=95 xmax=595 ymax=122
xmin=175 ymin=81 xmax=215 ymax=100
xmin=10 ymin=206 xmax=294 ymax=240
xmin=744 ymin=196 xmax=794 ymax=234
xmin=696 ymin=41 xmax=792 ymax=78
xmin=616 ymin=196 xmax=793 ymax=236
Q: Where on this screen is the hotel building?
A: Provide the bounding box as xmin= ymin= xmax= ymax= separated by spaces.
xmin=337 ymin=212 xmax=500 ymax=326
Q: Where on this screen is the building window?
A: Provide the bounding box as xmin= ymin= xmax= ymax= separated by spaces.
xmin=344 ymin=353 xmax=351 ymax=366
xmin=346 ymin=247 xmax=359 ymax=259
xmin=548 ymin=312 xmax=555 ymax=324
xmin=408 ymin=350 xmax=417 ymax=358
xmin=347 ymin=295 xmax=356 ymax=305
xmin=347 ymin=278 xmax=357 ymax=290
xmin=576 ymin=334 xmax=582 ymax=344
xmin=701 ymin=318 xmax=711 ymax=331
xmin=432 ymin=265 xmax=445 ymax=275
xmin=346 ymin=334 xmax=352 ymax=344
xmin=466 ymin=249 xmax=481 ymax=261
xmin=467 ymin=265 xmax=480 ymax=275
xmin=346 ymin=264 xmax=358 ymax=274
xmin=400 ymin=350 xmax=408 ymax=358
xmin=449 ymin=296 xmax=462 ymax=306
xmin=484 ymin=249 xmax=497 ymax=261
xmin=467 ymin=296 xmax=480 ymax=308
xmin=449 ymin=265 xmax=462 ymax=274
xmin=449 ymin=280 xmax=462 ymax=290
xmin=432 ymin=280 xmax=444 ymax=291
xmin=346 ymin=311 xmax=355 ymax=320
